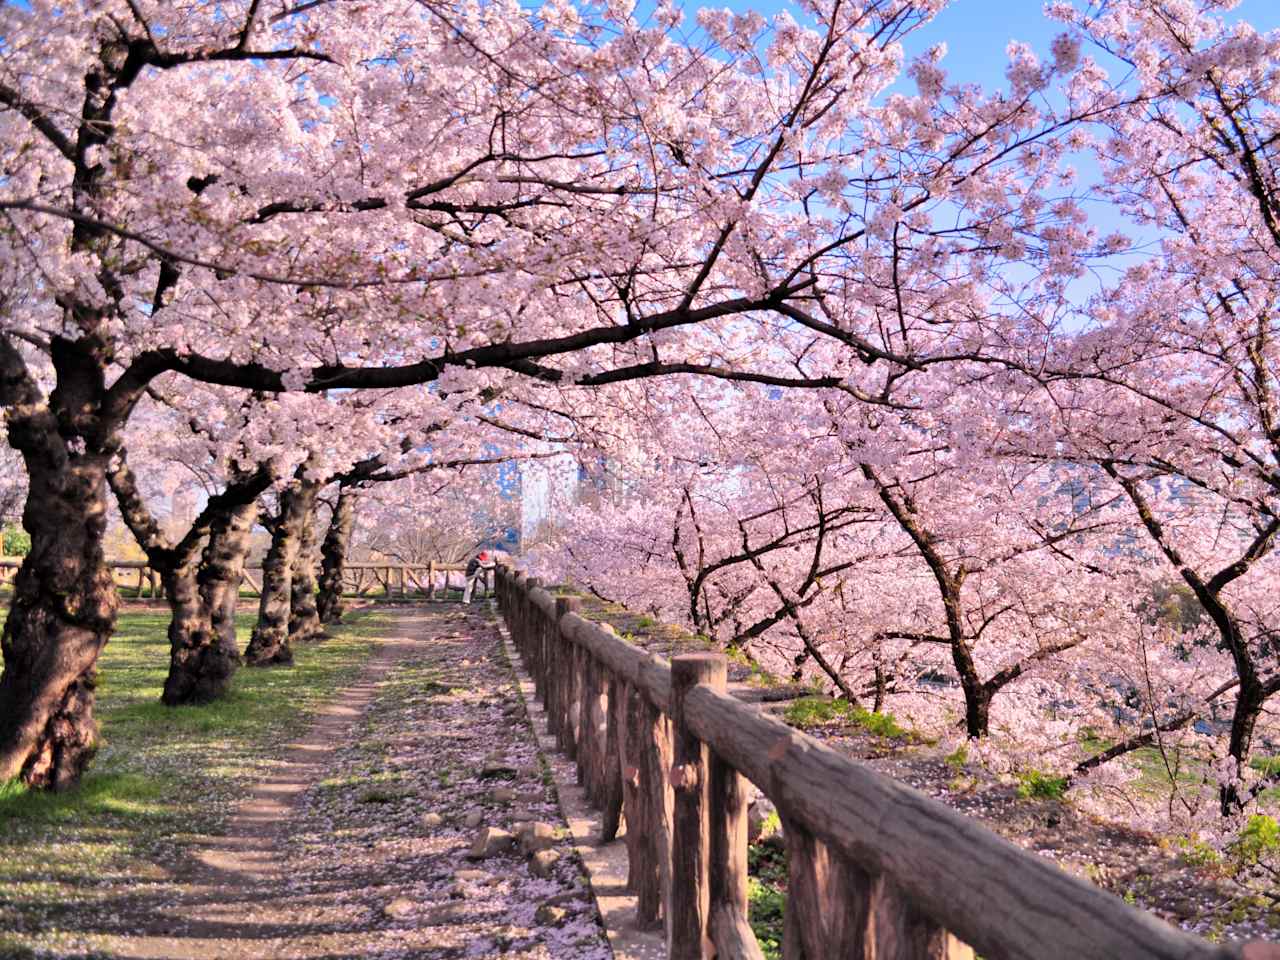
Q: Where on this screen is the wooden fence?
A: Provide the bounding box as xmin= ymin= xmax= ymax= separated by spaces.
xmin=0 ymin=558 xmax=493 ymax=600
xmin=496 ymin=565 xmax=1259 ymax=960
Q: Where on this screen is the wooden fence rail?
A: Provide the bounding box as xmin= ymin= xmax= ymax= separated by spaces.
xmin=495 ymin=564 xmax=1260 ymax=960
xmin=0 ymin=558 xmax=494 ymax=601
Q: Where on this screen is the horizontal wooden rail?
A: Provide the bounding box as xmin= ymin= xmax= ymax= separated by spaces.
xmin=495 ymin=565 xmax=1258 ymax=960
xmin=0 ymin=559 xmax=472 ymax=571
xmin=0 ymin=558 xmax=490 ymax=601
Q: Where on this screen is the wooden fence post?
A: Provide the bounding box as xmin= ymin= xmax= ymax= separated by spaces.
xmin=782 ymin=817 xmax=869 ymax=959
xmin=601 ymin=672 xmax=625 ymax=841
xmin=564 ymin=643 xmax=583 ymax=761
xmin=504 ymin=570 xmax=517 ymax=644
xmin=575 ymin=645 xmax=593 ymax=787
xmin=621 ymin=680 xmax=648 ymax=894
xmin=526 ymin=578 xmax=543 ymax=696
xmin=504 ymin=570 xmax=520 ymax=658
xmin=581 ymin=652 xmax=610 ymax=808
xmin=670 ymin=654 xmax=725 ymax=959
xmin=522 ymin=575 xmax=534 ymax=651
xmin=626 ymin=683 xmax=673 ymax=929
xmin=778 ymin=813 xmax=969 ymax=960
xmin=524 ymin=579 xmax=540 ymax=674
xmin=866 ymin=874 xmax=974 ymax=960
xmin=528 ymin=581 xmax=552 ymax=725
xmin=555 ymin=596 xmax=581 ymax=757
xmin=709 ymin=742 xmax=763 ymax=959
xmin=536 ymin=584 xmax=553 ymax=705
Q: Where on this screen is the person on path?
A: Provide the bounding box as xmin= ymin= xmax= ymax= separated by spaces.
xmin=462 ymin=550 xmax=495 ymax=604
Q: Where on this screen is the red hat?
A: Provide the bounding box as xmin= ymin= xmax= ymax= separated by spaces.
xmin=478 ymin=550 xmax=489 ymax=559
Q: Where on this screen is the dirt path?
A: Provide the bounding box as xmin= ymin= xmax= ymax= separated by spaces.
xmin=188 ymin=628 xmax=418 ymax=889
xmin=88 ymin=606 xmax=611 ymax=960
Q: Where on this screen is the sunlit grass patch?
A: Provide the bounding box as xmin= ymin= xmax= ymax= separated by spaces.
xmin=783 ymin=695 xmax=907 ymax=739
xmin=0 ymin=606 xmax=386 ymax=955
xmin=1015 ymin=768 xmax=1070 ymax=802
xmin=0 ymin=773 xmax=172 ymax=825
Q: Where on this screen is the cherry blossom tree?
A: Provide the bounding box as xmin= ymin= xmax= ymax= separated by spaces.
xmin=0 ymin=0 xmax=933 ymax=787
xmin=1010 ymin=0 xmax=1280 ymax=815
xmin=0 ymin=0 xmax=1140 ymax=795
xmin=107 ymin=388 xmax=276 ymax=701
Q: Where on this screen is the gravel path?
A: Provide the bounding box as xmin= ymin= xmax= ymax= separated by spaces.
xmin=87 ymin=605 xmax=612 ymax=960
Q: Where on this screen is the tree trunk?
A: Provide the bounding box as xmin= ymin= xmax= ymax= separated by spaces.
xmin=961 ymin=681 xmax=991 ymax=739
xmin=110 ymin=450 xmax=272 ymax=705
xmin=0 ymin=341 xmax=119 ymax=789
xmin=200 ymin=499 xmax=259 ymax=665
xmin=245 ymin=474 xmax=318 ymax=666
xmin=317 ymin=486 xmax=357 ymax=624
xmin=288 ymin=495 xmax=324 ymax=643
xmin=158 ymin=496 xmax=262 ymax=705
xmin=1104 ymin=464 xmax=1278 ymax=816
xmin=159 ymin=561 xmax=237 ymax=705
xmin=1223 ymin=678 xmax=1267 ymax=815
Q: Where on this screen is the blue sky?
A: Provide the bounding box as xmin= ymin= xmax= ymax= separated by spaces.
xmin=694 ymin=0 xmax=1280 ymax=90
xmin=910 ymin=0 xmax=1280 ymax=87
xmin=691 ymin=0 xmax=1280 ymax=310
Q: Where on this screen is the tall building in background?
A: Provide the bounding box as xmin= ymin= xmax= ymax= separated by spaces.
xmin=518 ymin=455 xmax=581 ymax=549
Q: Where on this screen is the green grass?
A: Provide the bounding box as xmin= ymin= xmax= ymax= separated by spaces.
xmin=747 ymin=840 xmax=788 ymax=959
xmin=0 ymin=606 xmax=385 ymax=950
xmin=0 ymin=773 xmax=172 ymax=825
xmin=944 ymin=744 xmax=969 ymax=770
xmin=1015 ymin=768 xmax=1070 ymax=801
xmin=1250 ymin=754 xmax=1280 ymax=778
xmin=783 ymin=695 xmax=907 ymax=738
xmin=1079 ymin=732 xmax=1214 ymax=800
xmin=748 ymin=876 xmax=785 ymax=959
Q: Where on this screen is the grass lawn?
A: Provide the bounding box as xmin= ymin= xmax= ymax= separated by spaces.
xmin=0 ymin=606 xmax=387 ymax=958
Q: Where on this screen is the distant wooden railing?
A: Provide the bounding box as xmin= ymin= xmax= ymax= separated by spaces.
xmin=0 ymin=558 xmax=493 ymax=600
xmin=496 ymin=565 xmax=1259 ymax=960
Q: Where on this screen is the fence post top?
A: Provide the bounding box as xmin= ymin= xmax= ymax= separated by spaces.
xmin=672 ymin=653 xmax=727 ymax=689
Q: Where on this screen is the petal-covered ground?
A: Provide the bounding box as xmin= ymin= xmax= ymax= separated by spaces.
xmin=270 ymin=606 xmax=611 ymax=959
xmin=10 ymin=606 xmax=612 ymax=960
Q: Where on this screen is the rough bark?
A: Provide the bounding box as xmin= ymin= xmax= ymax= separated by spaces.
xmin=245 ymin=471 xmax=319 ymax=666
xmin=0 ymin=338 xmax=120 ymax=789
xmin=200 ymin=498 xmax=259 ymax=668
xmin=0 ymin=20 xmax=175 ymax=783
xmin=669 ymin=655 xmax=723 ymax=959
xmin=708 ymin=738 xmax=762 ymax=960
xmin=288 ymin=494 xmax=324 ymax=643
xmin=109 ymin=451 xmax=272 ymax=705
xmin=317 ymin=486 xmax=357 ymax=624
xmin=157 ymin=561 xmax=232 ymax=705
